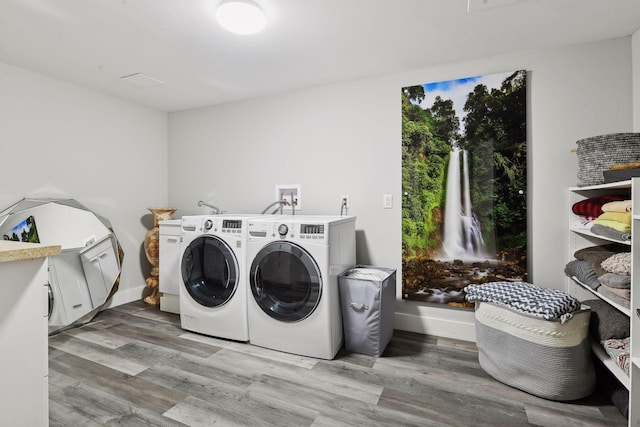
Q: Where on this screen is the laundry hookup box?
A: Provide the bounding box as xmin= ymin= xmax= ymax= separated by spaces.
xmin=338 ymin=266 xmax=396 ymax=357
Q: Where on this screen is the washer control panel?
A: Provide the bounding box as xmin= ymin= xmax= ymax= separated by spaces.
xmin=182 ymin=216 xmax=247 ymax=236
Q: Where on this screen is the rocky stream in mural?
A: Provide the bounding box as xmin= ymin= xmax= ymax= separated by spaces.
xmin=401 ymin=70 xmax=527 ymax=308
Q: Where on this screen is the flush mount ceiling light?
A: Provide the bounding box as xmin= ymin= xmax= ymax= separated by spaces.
xmin=216 ymin=0 xmax=266 ymax=35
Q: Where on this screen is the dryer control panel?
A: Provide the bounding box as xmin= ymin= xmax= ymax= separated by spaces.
xmin=247 ymin=220 xmax=327 ymax=241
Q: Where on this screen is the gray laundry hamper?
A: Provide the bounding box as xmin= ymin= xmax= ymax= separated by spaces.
xmin=338 ymin=266 xmax=396 ymax=357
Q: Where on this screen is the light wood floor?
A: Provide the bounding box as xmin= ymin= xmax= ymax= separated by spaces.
xmin=48 ymin=301 xmax=627 ymax=426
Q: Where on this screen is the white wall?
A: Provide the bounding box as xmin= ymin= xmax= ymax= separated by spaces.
xmin=169 ymin=37 xmax=633 ymax=341
xmin=0 ymin=35 xmax=633 ymax=341
xmin=0 ymin=61 xmax=169 ymax=305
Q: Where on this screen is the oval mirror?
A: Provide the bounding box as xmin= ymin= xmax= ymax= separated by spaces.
xmin=0 ymin=198 xmax=123 ymax=335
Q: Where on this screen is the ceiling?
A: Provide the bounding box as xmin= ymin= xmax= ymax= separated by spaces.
xmin=2 ymin=0 xmax=640 ymax=112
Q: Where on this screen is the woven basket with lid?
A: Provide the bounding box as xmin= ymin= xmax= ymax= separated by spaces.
xmin=576 ymin=133 xmax=640 ymax=186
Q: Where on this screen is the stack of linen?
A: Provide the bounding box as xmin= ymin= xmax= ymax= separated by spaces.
xmin=565 ymin=244 xmax=631 ymax=308
xmin=572 ymin=196 xmax=632 ymax=242
xmin=598 ymin=251 xmax=631 ymax=305
xmin=591 ymin=199 xmax=632 ymax=241
xmin=585 ymin=298 xmax=630 ymax=379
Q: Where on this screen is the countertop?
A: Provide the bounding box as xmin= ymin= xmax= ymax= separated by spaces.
xmin=0 ymin=240 xmax=61 ymax=263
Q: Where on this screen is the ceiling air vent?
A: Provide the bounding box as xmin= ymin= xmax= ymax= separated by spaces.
xmin=120 ymin=73 xmax=164 ymax=88
xmin=467 ymin=0 xmax=518 ymax=12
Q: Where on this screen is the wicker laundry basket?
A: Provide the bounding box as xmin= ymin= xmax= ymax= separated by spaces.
xmin=474 ymin=301 xmax=595 ymax=401
xmin=576 ymin=133 xmax=640 ymax=187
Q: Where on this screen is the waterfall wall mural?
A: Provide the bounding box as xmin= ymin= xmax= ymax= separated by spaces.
xmin=401 ymin=70 xmax=527 ymax=308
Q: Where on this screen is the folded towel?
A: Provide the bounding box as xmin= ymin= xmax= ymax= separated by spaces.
xmin=601 ymin=252 xmax=631 ymax=276
xmin=596 ymin=211 xmax=631 ymax=225
xmin=601 ymin=337 xmax=630 ymax=376
xmin=585 ymin=299 xmax=630 ymax=341
xmin=590 ymin=224 xmax=631 ymax=241
xmin=598 ymin=272 xmax=631 ymax=289
xmin=572 ymin=195 xmax=625 ymax=218
xmin=597 ymin=286 xmax=631 ymax=309
xmin=574 ymin=244 xmax=630 ymax=276
xmin=601 ymin=200 xmax=632 ymax=213
xmin=564 ymin=260 xmax=600 ymax=290
xmin=592 ymin=218 xmax=631 ymax=233
xmin=599 ymin=284 xmax=630 ymax=300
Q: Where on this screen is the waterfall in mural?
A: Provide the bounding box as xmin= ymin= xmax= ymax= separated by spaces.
xmin=441 ymin=148 xmax=487 ymax=260
xmin=401 ymin=70 xmax=528 ymax=305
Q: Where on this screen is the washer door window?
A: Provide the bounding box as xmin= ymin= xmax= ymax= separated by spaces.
xmin=182 ymin=235 xmax=238 ymax=307
xmin=250 ymin=241 xmax=321 ymax=322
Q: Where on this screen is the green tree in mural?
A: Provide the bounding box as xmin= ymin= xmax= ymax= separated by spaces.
xmin=461 ymin=70 xmax=527 ymax=254
xmin=401 ymin=88 xmax=450 ymax=258
xmin=429 ymin=96 xmax=460 ymax=146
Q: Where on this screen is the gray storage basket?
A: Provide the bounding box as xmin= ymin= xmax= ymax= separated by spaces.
xmin=475 ymin=301 xmax=595 ymax=401
xmin=576 ymin=133 xmax=640 ymax=186
xmin=338 ymin=266 xmax=396 ymax=357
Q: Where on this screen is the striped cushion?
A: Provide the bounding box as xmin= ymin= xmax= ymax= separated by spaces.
xmin=465 ymin=281 xmax=581 ymax=322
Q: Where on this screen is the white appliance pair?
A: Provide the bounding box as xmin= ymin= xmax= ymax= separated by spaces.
xmin=178 ymin=214 xmax=356 ymax=360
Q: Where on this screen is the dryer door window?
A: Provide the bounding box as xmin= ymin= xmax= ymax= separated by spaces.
xmin=250 ymin=241 xmax=321 ymax=322
xmin=182 ymin=235 xmax=239 ymax=307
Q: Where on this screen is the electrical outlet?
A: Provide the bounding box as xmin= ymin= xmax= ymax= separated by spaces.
xmin=275 ymin=184 xmax=302 ymax=211
xmin=341 ymin=195 xmax=350 ymax=208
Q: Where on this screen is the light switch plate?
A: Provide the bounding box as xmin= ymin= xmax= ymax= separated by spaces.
xmin=383 ymin=194 xmax=393 ymax=209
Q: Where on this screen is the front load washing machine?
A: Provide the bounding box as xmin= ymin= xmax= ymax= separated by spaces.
xmin=179 ymin=214 xmax=260 ymax=341
xmin=246 ymin=215 xmax=356 ymax=359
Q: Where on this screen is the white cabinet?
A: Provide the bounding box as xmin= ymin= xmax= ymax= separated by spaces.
xmin=568 ymin=179 xmax=637 ymax=426
xmin=0 ymin=241 xmax=60 ymax=427
xmin=47 ymin=249 xmax=93 ymax=327
xmin=80 ymin=234 xmax=120 ymax=306
xmin=159 ymin=219 xmax=182 ymax=314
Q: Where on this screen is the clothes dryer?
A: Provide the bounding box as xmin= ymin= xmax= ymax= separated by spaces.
xmin=246 ymin=215 xmax=356 ymax=359
xmin=179 ymin=214 xmax=260 ymax=341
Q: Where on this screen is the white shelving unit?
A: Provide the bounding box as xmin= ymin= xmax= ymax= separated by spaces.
xmin=568 ymin=178 xmax=638 ymax=426
xmin=631 ymin=187 xmax=640 ymax=427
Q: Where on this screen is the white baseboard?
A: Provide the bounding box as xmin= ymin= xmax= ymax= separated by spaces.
xmin=394 ymin=311 xmax=476 ymax=342
xmin=103 ymin=285 xmax=147 ymax=309
xmin=102 ymin=286 xmax=476 ymax=342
